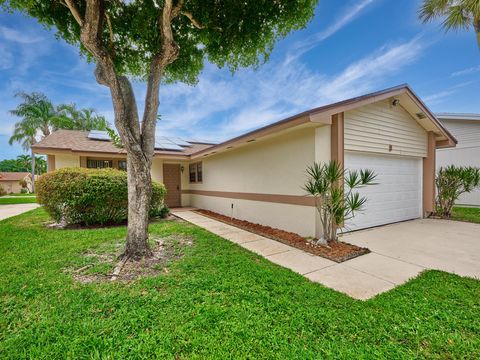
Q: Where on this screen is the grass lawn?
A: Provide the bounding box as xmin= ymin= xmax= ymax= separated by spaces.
xmin=452 ymin=206 xmax=480 ymax=224
xmin=0 ymin=193 xmax=36 ymax=197
xmin=1 ymin=209 xmax=479 ymax=358
xmin=0 ymin=196 xmax=37 ymax=205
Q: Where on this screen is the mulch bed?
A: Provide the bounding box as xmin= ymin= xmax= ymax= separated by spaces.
xmin=195 ymin=209 xmax=370 ymax=263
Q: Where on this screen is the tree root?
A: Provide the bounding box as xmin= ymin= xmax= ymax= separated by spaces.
xmin=110 ymin=256 xmax=130 ymax=281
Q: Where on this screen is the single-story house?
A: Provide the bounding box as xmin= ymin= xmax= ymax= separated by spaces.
xmin=0 ymin=172 xmax=32 ymax=194
xmin=436 ymin=113 xmax=480 ymax=207
xmin=32 ymin=84 xmax=456 ymax=237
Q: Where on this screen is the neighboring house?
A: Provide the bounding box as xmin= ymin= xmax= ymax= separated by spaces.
xmin=436 ymin=113 xmax=480 ymax=207
xmin=32 ymin=84 xmax=456 ymax=237
xmin=0 ymin=172 xmax=32 ymax=194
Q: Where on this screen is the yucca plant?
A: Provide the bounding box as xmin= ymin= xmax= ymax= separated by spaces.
xmin=304 ymin=161 xmax=377 ymax=244
xmin=435 ymin=165 xmax=480 ymax=218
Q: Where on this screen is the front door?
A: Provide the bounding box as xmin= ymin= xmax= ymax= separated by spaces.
xmin=163 ymin=164 xmax=181 ymax=208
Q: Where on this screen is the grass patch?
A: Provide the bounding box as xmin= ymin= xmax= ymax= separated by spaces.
xmin=0 ymin=196 xmax=37 ymax=205
xmin=452 ymin=206 xmax=480 ymax=224
xmin=0 ymin=193 xmax=36 ymax=197
xmin=1 ymin=208 xmax=479 ymax=358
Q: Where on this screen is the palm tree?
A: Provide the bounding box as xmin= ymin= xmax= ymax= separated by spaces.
xmin=57 ymin=104 xmax=109 ymax=131
xmin=9 ymin=92 xmax=59 ymax=138
xmin=419 ymin=0 xmax=480 ymax=48
xmin=16 ymin=154 xmax=32 ymax=171
xmin=9 ymin=92 xmax=60 ymax=192
xmin=34 ymin=156 xmax=47 ymax=175
xmin=9 ymin=92 xmax=111 ymax=190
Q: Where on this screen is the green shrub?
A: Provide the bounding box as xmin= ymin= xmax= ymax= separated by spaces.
xmin=20 ymin=187 xmax=29 ymax=194
xmin=158 ymin=205 xmax=170 ymax=219
xmin=36 ymin=168 xmax=166 ymax=226
xmin=436 ymin=165 xmax=480 ymax=218
xmin=0 ymin=186 xmax=6 ymax=197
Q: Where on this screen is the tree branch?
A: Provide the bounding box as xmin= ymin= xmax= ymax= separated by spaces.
xmin=63 ymin=0 xmax=84 ymax=27
xmin=171 ymin=0 xmax=184 ymax=18
xmin=140 ymin=0 xmax=180 ymax=155
xmin=181 ymin=10 xmax=204 ymax=29
xmin=76 ymin=1 xmax=142 ymax=156
xmin=105 ymin=12 xmax=115 ymax=56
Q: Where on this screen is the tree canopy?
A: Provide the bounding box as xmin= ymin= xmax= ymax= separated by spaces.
xmin=9 ymin=91 xmax=108 ymax=152
xmin=1 ymin=0 xmax=318 ymax=83
xmin=1 ymin=0 xmax=320 ymax=258
xmin=0 ymin=155 xmax=47 ymax=174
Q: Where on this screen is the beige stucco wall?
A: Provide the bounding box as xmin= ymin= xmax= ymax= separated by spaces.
xmin=345 ymin=100 xmax=428 ymax=157
xmin=0 ymin=180 xmax=22 ymax=194
xmin=185 ymin=126 xmax=325 ymax=236
xmin=187 ymin=127 xmax=317 ymax=195
xmin=151 ymin=158 xmax=164 ymax=183
xmin=55 ymin=153 xmax=81 ymax=168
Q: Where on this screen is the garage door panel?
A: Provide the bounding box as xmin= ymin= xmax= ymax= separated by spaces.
xmin=345 ymin=152 xmax=422 ymax=231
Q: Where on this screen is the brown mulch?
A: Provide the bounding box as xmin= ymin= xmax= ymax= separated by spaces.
xmin=195 ymin=209 xmax=369 ymax=263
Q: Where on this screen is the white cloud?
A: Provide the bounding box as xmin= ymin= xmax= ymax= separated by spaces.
xmin=0 ymin=26 xmax=43 ymax=44
xmin=424 ymin=89 xmax=456 ymax=104
xmin=423 ymin=81 xmax=475 ymax=106
xmin=156 ymin=35 xmax=425 ymax=142
xmin=286 ymin=0 xmax=377 ymax=63
xmin=317 ymin=37 xmax=424 ymax=101
xmin=0 ymin=43 xmax=13 ymax=70
xmin=451 ymin=65 xmax=480 ymax=77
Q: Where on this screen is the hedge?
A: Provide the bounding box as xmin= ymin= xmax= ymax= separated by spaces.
xmin=37 ymin=168 xmax=167 ymax=225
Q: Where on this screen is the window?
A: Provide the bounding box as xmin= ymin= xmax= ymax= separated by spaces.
xmin=118 ymin=160 xmax=127 ymax=171
xmin=196 ymin=162 xmax=202 ymax=182
xmin=87 ymin=159 xmax=112 ymax=169
xmin=189 ymin=162 xmax=203 ymax=183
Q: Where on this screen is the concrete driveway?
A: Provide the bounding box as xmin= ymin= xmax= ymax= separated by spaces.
xmin=342 ymin=218 xmax=480 ymax=280
xmin=0 ymin=204 xmax=40 ymax=221
xmin=174 ymin=210 xmax=480 ymax=300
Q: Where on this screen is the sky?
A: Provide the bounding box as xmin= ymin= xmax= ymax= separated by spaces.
xmin=0 ymin=0 xmax=479 ymax=160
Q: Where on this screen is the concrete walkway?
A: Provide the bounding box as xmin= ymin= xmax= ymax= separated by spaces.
xmin=0 ymin=203 xmax=40 ymax=221
xmin=171 ymin=210 xmax=397 ymax=300
xmin=173 ymin=210 xmax=480 ymax=300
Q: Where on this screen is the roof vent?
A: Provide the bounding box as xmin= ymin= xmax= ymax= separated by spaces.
xmin=416 ymin=112 xmax=426 ymax=120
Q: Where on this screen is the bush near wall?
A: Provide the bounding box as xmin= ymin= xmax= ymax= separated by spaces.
xmin=37 ymin=168 xmax=166 ymax=225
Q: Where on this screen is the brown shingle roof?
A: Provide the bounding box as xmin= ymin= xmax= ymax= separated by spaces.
xmin=0 ymin=172 xmax=30 ymax=181
xmin=32 ymin=130 xmax=214 ymax=157
xmin=32 ymin=85 xmax=458 ymax=159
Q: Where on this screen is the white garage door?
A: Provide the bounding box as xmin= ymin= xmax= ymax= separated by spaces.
xmin=344 ymin=152 xmax=422 ymax=231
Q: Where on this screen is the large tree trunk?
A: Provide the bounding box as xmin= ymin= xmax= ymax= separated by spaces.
xmin=124 ymin=151 xmax=153 ymax=259
xmin=68 ymin=0 xmax=179 ymax=261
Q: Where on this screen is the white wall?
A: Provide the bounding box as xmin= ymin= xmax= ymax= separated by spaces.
xmin=190 ymin=195 xmax=317 ymax=236
xmin=151 ymin=158 xmax=164 ymax=183
xmin=188 ymin=127 xmax=316 ymax=195
xmin=345 ymin=100 xmax=428 ymax=157
xmin=186 ymin=126 xmax=322 ymax=236
xmin=437 ymin=119 xmax=480 ymax=206
xmin=55 ymin=154 xmax=80 ymax=168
